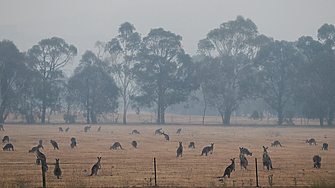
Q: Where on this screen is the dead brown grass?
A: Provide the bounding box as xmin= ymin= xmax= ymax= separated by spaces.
xmin=0 ymin=120 xmax=334 ymax=187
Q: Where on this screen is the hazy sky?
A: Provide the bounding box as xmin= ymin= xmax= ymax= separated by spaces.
xmin=1 ymin=0 xmax=335 ymax=73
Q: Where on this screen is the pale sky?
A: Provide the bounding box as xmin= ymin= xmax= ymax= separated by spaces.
xmin=1 ymin=0 xmax=335 ymax=73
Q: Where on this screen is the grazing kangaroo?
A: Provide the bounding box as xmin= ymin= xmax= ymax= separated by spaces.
xmin=38 ymin=140 xmax=44 ymax=149
xmin=97 ymin=126 xmax=101 ymax=132
xmin=29 ymin=146 xmax=39 ymax=153
xmin=110 ymin=142 xmax=123 ymax=149
xmin=50 ymin=140 xmax=59 ymax=150
xmin=322 ymin=143 xmax=328 ymax=150
xmin=176 ymin=128 xmax=181 ymax=134
xmin=3 ymin=143 xmax=14 ymax=151
xmin=313 ymin=155 xmax=321 ymax=168
xmin=155 ymin=128 xmax=163 ymax=135
xmin=54 ymin=159 xmax=62 ymax=179
xmin=65 ymin=127 xmax=69 ymax=132
xmin=162 ymin=132 xmax=169 ymax=140
xmin=0 ymin=124 xmax=4 ymax=131
xmin=89 ymin=157 xmax=101 ymax=176
xmin=131 ymin=140 xmax=137 ymax=148
xmin=84 ymin=125 xmax=91 ymax=132
xmin=221 ymin=158 xmax=235 ymax=178
xmin=131 ymin=130 xmax=140 ymax=134
xmin=262 ymin=146 xmax=273 ymax=170
xmin=2 ymin=135 xmax=9 ymax=143
xmin=306 ymin=138 xmax=316 ymax=145
xmin=59 ymin=127 xmax=63 ymax=132
xmin=188 ymin=142 xmax=195 ymax=148
xmin=176 ymin=142 xmax=183 ymax=157
xmin=239 ymin=147 xmax=250 ymax=171
xmin=271 ymin=140 xmax=282 ymax=147
xmin=242 ymin=148 xmax=252 ymax=156
xmin=199 ymin=143 xmax=214 ymax=156
xmin=70 ymin=137 xmax=77 ymax=149
xmin=36 ymin=149 xmax=48 ymax=172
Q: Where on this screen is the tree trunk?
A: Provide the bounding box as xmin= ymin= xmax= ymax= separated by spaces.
xmin=319 ymin=118 xmax=324 ymax=126
xmin=327 ymin=109 xmax=334 ymax=126
xmin=278 ymin=108 xmax=283 ymax=125
xmin=161 ymin=106 xmax=165 ymax=124
xmin=123 ymin=98 xmax=127 ymax=124
xmin=224 ymin=109 xmax=231 ymax=125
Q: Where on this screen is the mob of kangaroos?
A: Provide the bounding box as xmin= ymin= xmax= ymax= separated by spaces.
xmin=262 ymin=146 xmax=273 ymax=170
xmin=176 ymin=142 xmax=183 ymax=157
xmin=54 ymin=159 xmax=62 ymax=179
xmin=89 ymin=157 xmax=101 ymax=176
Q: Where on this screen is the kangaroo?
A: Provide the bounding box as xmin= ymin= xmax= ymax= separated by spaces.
xmin=59 ymin=127 xmax=63 ymax=132
xmin=313 ymin=155 xmax=321 ymax=168
xmin=97 ymin=126 xmax=101 ymax=132
xmin=176 ymin=128 xmax=181 ymax=134
xmin=2 ymin=135 xmax=9 ymax=143
xmin=239 ymin=147 xmax=250 ymax=171
xmin=131 ymin=130 xmax=140 ymax=134
xmin=242 ymin=148 xmax=252 ymax=156
xmin=199 ymin=143 xmax=214 ymax=156
xmin=65 ymin=127 xmax=69 ymax=132
xmin=110 ymin=142 xmax=123 ymax=150
xmin=70 ymin=137 xmax=77 ymax=149
xmin=155 ymin=128 xmax=163 ymax=135
xmin=89 ymin=157 xmax=101 ymax=176
xmin=188 ymin=142 xmax=195 ymax=148
xmin=131 ymin=140 xmax=137 ymax=148
xmin=0 ymin=124 xmax=4 ymax=131
xmin=54 ymin=159 xmax=62 ymax=179
xmin=29 ymin=146 xmax=39 ymax=153
xmin=38 ymin=140 xmax=44 ymax=149
xmin=36 ymin=149 xmax=48 ymax=172
xmin=221 ymin=158 xmax=235 ymax=178
xmin=176 ymin=142 xmax=183 ymax=157
xmin=322 ymin=143 xmax=328 ymax=150
xmin=84 ymin=125 xmax=91 ymax=132
xmin=271 ymin=140 xmax=282 ymax=147
xmin=162 ymin=132 xmax=169 ymax=141
xmin=262 ymin=146 xmax=273 ymax=170
xmin=3 ymin=143 xmax=14 ymax=151
xmin=306 ymin=138 xmax=316 ymax=145
xmin=50 ymin=140 xmax=59 ymax=150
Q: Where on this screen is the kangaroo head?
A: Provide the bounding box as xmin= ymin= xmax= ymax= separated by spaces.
xmin=239 ymin=147 xmax=243 ymax=152
xmin=263 ymin=146 xmax=268 ymax=152
xmin=211 ymin=143 xmax=214 ymax=147
xmin=231 ymin=158 xmax=235 ymax=163
xmin=97 ymin=157 xmax=101 ymax=162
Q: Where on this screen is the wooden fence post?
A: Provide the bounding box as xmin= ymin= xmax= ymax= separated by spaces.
xmin=255 ymin=158 xmax=259 ymax=187
xmin=154 ymin=158 xmax=157 ymax=186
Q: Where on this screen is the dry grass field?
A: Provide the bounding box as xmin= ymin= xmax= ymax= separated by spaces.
xmin=1 ymin=118 xmax=335 ymax=187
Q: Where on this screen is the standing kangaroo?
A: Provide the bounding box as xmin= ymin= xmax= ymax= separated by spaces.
xmin=313 ymin=155 xmax=321 ymax=168
xmin=155 ymin=128 xmax=163 ymax=135
xmin=54 ymin=159 xmax=62 ymax=179
xmin=84 ymin=125 xmax=91 ymax=132
xmin=271 ymin=140 xmax=282 ymax=147
xmin=322 ymin=143 xmax=328 ymax=150
xmin=306 ymin=138 xmax=316 ymax=145
xmin=65 ymin=127 xmax=69 ymax=132
xmin=239 ymin=147 xmax=250 ymax=171
xmin=199 ymin=143 xmax=214 ymax=156
xmin=59 ymin=127 xmax=63 ymax=132
xmin=0 ymin=124 xmax=4 ymax=131
xmin=36 ymin=149 xmax=48 ymax=172
xmin=50 ymin=140 xmax=59 ymax=150
xmin=220 ymin=158 xmax=235 ymax=178
xmin=97 ymin=126 xmax=101 ymax=132
xmin=262 ymin=146 xmax=273 ymax=170
xmin=70 ymin=137 xmax=77 ymax=148
xmin=131 ymin=140 xmax=137 ymax=148
xmin=162 ymin=132 xmax=169 ymax=141
xmin=38 ymin=140 xmax=44 ymax=149
xmin=176 ymin=142 xmax=183 ymax=157
xmin=89 ymin=157 xmax=101 ymax=176
xmin=176 ymin=128 xmax=181 ymax=134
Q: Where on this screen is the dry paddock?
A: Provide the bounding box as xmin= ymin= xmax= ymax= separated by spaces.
xmin=0 ymin=124 xmax=334 ymax=188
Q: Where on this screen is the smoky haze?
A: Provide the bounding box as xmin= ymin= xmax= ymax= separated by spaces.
xmin=1 ymin=0 xmax=335 ymax=73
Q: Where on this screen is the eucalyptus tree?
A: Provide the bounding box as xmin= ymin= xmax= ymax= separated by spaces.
xmin=28 ymin=37 xmax=77 ymax=123
xmin=68 ymin=50 xmax=119 ymax=124
xmin=296 ymin=23 xmax=335 ymax=126
xmin=133 ymin=28 xmax=198 ymax=124
xmin=255 ymin=40 xmax=303 ymax=125
xmin=106 ymin=22 xmax=141 ymax=124
xmin=0 ymin=40 xmax=28 ymax=123
xmin=197 ymin=16 xmax=270 ymax=125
